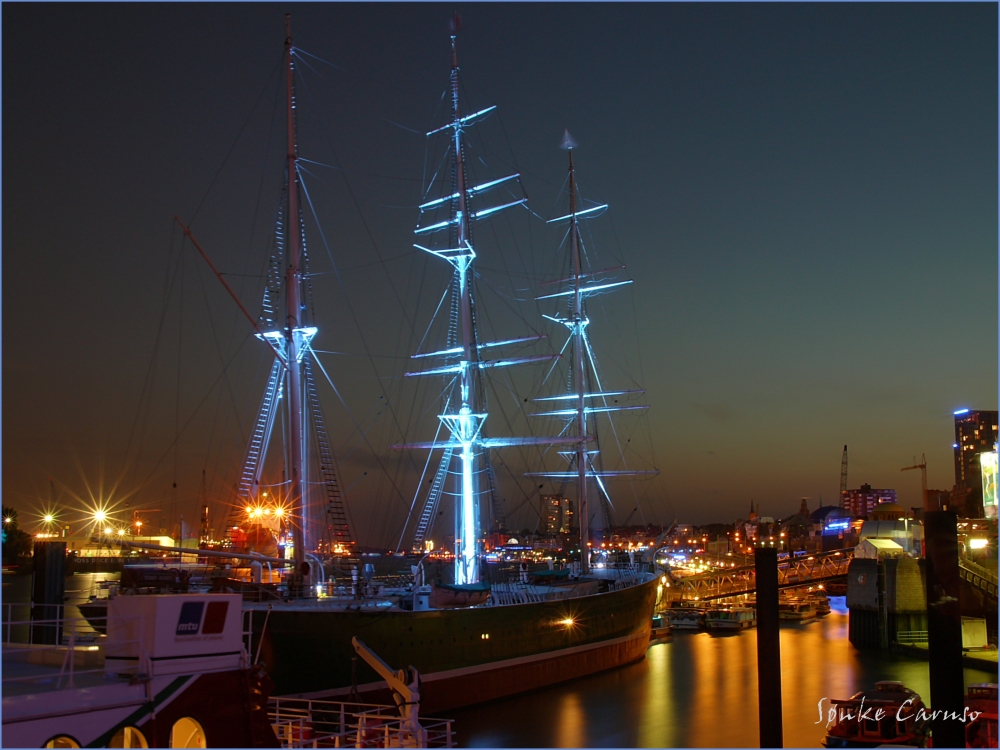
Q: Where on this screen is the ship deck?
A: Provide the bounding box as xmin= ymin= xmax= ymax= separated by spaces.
xmin=2 ymin=643 xmax=112 ymax=697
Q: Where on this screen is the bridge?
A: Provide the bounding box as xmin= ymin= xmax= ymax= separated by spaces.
xmin=670 ymin=549 xmax=852 ymax=602
xmin=959 ymin=558 xmax=999 ymax=602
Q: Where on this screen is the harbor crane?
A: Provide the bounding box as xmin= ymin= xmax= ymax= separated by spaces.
xmin=901 ymin=454 xmax=929 ymax=511
xmin=351 ymin=637 xmax=426 ymax=747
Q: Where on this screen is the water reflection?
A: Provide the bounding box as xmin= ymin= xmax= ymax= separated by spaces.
xmin=452 ymin=602 xmax=995 ymax=748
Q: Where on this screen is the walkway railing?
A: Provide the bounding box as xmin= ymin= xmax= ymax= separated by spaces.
xmin=672 ymin=549 xmax=852 ymax=602
xmin=1 ymin=609 xmax=139 ymax=691
xmin=896 ymin=630 xmax=928 ymax=644
xmin=269 ymin=697 xmax=454 ymax=748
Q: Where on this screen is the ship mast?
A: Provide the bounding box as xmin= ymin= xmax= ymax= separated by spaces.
xmin=526 ymin=143 xmax=659 ymax=574
xmin=448 ymin=29 xmax=482 ymax=586
xmin=567 ymin=150 xmax=590 ymax=574
xmin=398 ymin=21 xmax=586 ymax=585
xmin=283 ymin=14 xmax=307 ymax=572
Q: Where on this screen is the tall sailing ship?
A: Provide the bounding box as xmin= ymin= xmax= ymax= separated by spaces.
xmin=187 ymin=18 xmax=660 ymax=714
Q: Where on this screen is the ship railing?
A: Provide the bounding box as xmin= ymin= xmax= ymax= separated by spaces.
xmin=2 ymin=602 xmax=105 ymax=646
xmin=1 ymin=610 xmax=140 ymax=691
xmin=269 ymin=697 xmax=455 ymax=748
xmin=895 ymin=630 xmax=928 ymax=644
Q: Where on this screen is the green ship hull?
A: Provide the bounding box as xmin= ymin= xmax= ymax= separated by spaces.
xmin=249 ymin=573 xmax=659 ymax=713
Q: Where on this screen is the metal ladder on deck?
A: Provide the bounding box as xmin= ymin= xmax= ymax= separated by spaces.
xmin=229 ymin=359 xmax=283 ymax=528
xmin=304 ymin=359 xmax=354 ymax=550
xmin=411 ymin=448 xmax=453 ymax=552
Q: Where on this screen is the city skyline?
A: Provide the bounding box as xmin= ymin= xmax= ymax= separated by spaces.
xmin=3 ymin=4 xmax=996 ymax=541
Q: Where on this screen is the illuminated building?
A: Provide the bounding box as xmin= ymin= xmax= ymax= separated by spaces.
xmin=538 ymin=495 xmax=574 ymax=535
xmin=841 ymin=483 xmax=897 ymax=519
xmin=952 ymin=409 xmax=998 ymax=517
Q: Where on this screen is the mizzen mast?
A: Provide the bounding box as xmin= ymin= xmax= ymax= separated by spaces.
xmin=528 ymin=139 xmax=658 ymax=574
xmin=568 ymin=150 xmax=590 ymax=574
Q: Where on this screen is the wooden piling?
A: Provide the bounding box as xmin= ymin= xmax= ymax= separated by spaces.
xmin=923 ymin=511 xmax=965 ymax=749
xmin=755 ymin=547 xmax=783 ymax=748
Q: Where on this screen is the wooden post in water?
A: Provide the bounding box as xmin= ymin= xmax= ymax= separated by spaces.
xmin=923 ymin=511 xmax=965 ymax=749
xmin=755 ymin=546 xmax=783 ymax=747
xmin=30 ymin=541 xmax=66 ymax=645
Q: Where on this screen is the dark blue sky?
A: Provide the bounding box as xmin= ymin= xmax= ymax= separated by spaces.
xmin=3 ymin=4 xmax=996 ymax=542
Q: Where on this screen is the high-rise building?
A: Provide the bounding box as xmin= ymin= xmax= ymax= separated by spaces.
xmin=952 ymin=408 xmax=998 ymax=517
xmin=539 ymin=495 xmax=574 ymax=535
xmin=842 ymin=483 xmax=897 ymax=519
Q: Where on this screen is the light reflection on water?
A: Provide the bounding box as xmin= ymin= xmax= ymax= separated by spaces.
xmin=451 ymin=600 xmax=995 ymax=748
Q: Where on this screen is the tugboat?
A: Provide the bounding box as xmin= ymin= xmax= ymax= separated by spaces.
xmin=822 ymin=681 xmax=928 ymax=748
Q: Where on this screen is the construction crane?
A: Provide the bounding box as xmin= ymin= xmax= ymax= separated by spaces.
xmin=840 ymin=445 xmax=849 ymax=503
xmin=901 ymin=454 xmax=929 ymax=511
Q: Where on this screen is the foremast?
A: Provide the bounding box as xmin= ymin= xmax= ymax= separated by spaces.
xmin=179 ymin=17 xmax=353 ymax=572
xmin=282 ymin=15 xmax=309 ymax=572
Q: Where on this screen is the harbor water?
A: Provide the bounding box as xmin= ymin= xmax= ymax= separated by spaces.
xmin=4 ymin=574 xmax=993 ymax=748
xmin=448 ymin=598 xmax=995 ymax=748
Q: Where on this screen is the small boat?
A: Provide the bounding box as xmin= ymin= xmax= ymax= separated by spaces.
xmin=965 ymin=683 xmax=998 ymax=748
xmin=666 ymin=607 xmax=705 ymax=630
xmin=705 ymin=606 xmax=756 ymax=631
xmin=428 ymin=581 xmax=491 ymax=608
xmin=779 ymin=599 xmax=817 ymax=621
xmin=650 ymin=614 xmax=673 ymax=643
xmin=822 ymin=681 xmax=928 ymax=748
xmin=812 ymin=595 xmax=832 ymax=617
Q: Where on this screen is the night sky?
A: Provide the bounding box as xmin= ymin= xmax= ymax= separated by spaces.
xmin=3 ymin=4 xmax=997 ymax=545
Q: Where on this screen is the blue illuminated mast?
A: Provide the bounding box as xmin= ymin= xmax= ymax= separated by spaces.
xmin=527 ymin=140 xmax=658 ymax=574
xmin=398 ymin=22 xmax=578 ymax=585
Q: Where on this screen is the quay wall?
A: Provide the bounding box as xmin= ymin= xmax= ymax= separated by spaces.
xmin=847 ymin=556 xmax=997 ymax=649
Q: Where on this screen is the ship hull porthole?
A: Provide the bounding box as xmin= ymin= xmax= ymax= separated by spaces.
xmin=43 ymin=737 xmax=80 ymax=749
xmin=170 ymin=718 xmax=207 ymax=749
xmin=110 ymin=726 xmax=149 ymax=749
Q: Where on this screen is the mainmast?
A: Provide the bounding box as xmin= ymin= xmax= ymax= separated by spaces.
xmin=398 ymin=20 xmax=583 ymax=585
xmin=448 ymin=29 xmax=481 ymax=585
